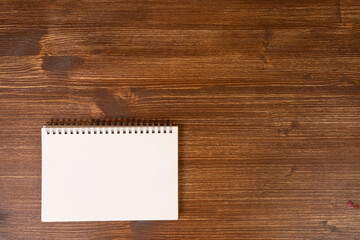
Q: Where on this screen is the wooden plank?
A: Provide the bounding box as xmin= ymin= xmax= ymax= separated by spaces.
xmin=1 ymin=0 xmax=360 ymax=239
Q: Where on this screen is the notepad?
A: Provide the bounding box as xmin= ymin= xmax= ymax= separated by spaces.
xmin=41 ymin=123 xmax=178 ymax=222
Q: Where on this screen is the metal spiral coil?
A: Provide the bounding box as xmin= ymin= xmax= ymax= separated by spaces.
xmin=44 ymin=119 xmax=174 ymax=135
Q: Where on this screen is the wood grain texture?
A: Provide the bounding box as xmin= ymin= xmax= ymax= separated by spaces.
xmin=1 ymin=0 xmax=360 ymax=239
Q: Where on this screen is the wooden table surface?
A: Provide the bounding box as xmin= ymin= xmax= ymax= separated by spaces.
xmin=1 ymin=0 xmax=360 ymax=239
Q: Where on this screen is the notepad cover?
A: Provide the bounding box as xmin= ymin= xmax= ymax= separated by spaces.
xmin=41 ymin=126 xmax=178 ymax=222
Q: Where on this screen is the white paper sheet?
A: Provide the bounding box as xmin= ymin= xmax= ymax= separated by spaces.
xmin=41 ymin=126 xmax=178 ymax=222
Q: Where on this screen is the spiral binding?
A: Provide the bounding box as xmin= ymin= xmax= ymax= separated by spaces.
xmin=44 ymin=120 xmax=174 ymax=135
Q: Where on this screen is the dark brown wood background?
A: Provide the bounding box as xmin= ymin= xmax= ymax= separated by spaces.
xmin=1 ymin=0 xmax=360 ymax=239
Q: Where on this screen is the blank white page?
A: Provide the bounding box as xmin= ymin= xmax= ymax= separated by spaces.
xmin=41 ymin=126 xmax=178 ymax=222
